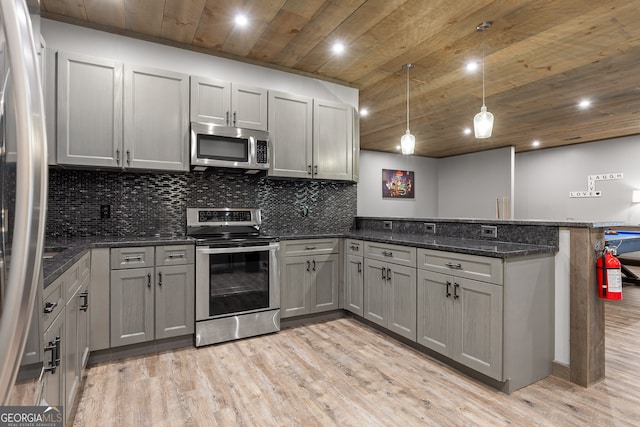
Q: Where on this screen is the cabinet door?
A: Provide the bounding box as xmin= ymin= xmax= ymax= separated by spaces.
xmin=452 ymin=277 xmax=503 ymax=380
xmin=110 ymin=267 xmax=155 ymax=347
xmin=155 ymin=265 xmax=195 ymax=339
xmin=64 ymin=287 xmax=79 ymax=411
xmin=417 ymin=270 xmax=453 ymax=356
xmin=268 ymin=91 xmax=313 ymax=178
xmin=124 ymin=65 xmax=189 ymax=171
xmin=77 ymin=277 xmax=90 ymax=370
xmin=312 ymin=254 xmax=339 ymax=313
xmin=387 ymin=264 xmax=417 ymax=340
xmin=231 ymin=84 xmax=268 ymax=130
xmin=41 ymin=311 xmax=63 ymax=407
xmin=345 ymin=255 xmax=364 ymax=316
xmin=313 ymin=99 xmax=353 ymax=181
xmin=57 ymin=52 xmax=123 ymax=167
xmin=281 ymin=256 xmax=312 ymax=318
xmin=363 ymin=258 xmax=386 ymax=327
xmin=190 ymin=75 xmax=230 ymax=125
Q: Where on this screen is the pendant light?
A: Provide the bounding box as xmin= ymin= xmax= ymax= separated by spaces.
xmin=473 ymin=21 xmax=494 ymax=139
xmin=401 ymin=63 xmax=415 ymax=155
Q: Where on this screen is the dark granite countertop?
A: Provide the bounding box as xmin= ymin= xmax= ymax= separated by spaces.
xmin=345 ymin=230 xmax=557 ymax=258
xmin=43 ymin=236 xmax=194 ymax=289
xmin=356 ymin=216 xmax=626 ymax=228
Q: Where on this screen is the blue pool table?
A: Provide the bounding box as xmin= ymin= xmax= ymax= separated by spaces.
xmin=605 ymin=230 xmax=640 ymax=284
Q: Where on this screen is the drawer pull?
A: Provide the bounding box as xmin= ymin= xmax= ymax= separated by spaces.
xmin=43 ymin=301 xmax=58 ymax=314
xmin=124 ymin=255 xmax=143 ymax=262
xmin=445 ymin=262 xmax=462 ymax=269
xmin=168 ymin=253 xmax=185 ymax=259
xmin=79 ymin=291 xmax=89 ymax=311
xmin=305 ymin=246 xmax=317 ymax=250
xmin=350 ymin=245 xmax=360 ymax=251
xmin=382 ymin=250 xmax=393 ymax=257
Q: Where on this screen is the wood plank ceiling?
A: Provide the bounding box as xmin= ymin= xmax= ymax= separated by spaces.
xmin=41 ymin=0 xmax=640 ymax=158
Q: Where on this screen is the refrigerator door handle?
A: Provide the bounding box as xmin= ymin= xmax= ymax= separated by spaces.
xmin=0 ymin=0 xmax=48 ymax=405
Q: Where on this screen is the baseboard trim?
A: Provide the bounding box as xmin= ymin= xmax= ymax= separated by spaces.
xmin=88 ymin=335 xmax=194 ymax=365
xmin=551 ymin=361 xmax=571 ymax=381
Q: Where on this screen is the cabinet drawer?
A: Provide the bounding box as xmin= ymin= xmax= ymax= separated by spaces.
xmin=43 ymin=275 xmax=64 ymax=331
xmin=155 ymin=245 xmax=194 ymax=266
xmin=364 ymin=241 xmax=416 ymax=267
xmin=345 ymin=239 xmax=364 ymax=256
xmin=417 ymin=249 xmax=503 ymax=285
xmin=281 ymin=239 xmax=339 ymax=256
xmin=110 ymin=247 xmax=154 ymax=269
xmin=65 ymin=252 xmax=90 ymax=302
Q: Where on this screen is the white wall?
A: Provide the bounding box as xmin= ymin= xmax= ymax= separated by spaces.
xmin=438 ymin=147 xmax=514 ymax=219
xmin=41 ymin=19 xmax=358 ymax=108
xmin=357 ymin=150 xmax=438 ymax=217
xmin=515 ymin=135 xmax=640 ymax=223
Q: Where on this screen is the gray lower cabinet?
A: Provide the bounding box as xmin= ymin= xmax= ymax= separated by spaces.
xmin=417 ymin=269 xmax=503 ymax=379
xmin=363 ymin=241 xmax=417 ymax=341
xmin=40 ymin=309 xmax=63 ymax=408
xmin=416 ymin=248 xmax=554 ymax=392
xmin=280 ymin=239 xmax=340 ymax=318
xmin=344 ymin=239 xmax=364 ymax=316
xmin=110 ymin=245 xmax=194 ymax=347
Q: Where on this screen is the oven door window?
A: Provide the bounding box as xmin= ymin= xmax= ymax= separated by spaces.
xmin=208 ymin=250 xmax=269 ymax=316
xmin=197 ymin=134 xmax=249 ymax=162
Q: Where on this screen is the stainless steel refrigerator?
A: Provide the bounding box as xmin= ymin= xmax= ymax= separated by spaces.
xmin=0 ymin=0 xmax=48 ymax=405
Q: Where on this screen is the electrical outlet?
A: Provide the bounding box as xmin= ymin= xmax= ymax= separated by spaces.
xmin=100 ymin=204 xmax=111 ymax=219
xmin=383 ymin=221 xmax=393 ymax=231
xmin=481 ymin=225 xmax=497 ymax=238
xmin=424 ymin=223 xmax=436 ymax=234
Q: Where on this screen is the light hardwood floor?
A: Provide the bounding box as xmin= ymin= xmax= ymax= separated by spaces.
xmin=72 ymin=286 xmax=640 ymax=426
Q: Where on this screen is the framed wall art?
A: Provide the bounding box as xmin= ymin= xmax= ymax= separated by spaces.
xmin=382 ymin=169 xmax=414 ymax=199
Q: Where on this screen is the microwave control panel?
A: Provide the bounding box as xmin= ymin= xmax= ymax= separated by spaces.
xmin=256 ymin=140 xmax=268 ymax=164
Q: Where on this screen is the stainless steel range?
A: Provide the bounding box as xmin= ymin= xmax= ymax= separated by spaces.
xmin=187 ymin=208 xmax=280 ymax=347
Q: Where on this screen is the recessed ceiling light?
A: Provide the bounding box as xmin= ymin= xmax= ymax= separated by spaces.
xmin=532 ymin=140 xmax=540 ymax=147
xmin=578 ymin=99 xmax=591 ymax=109
xmin=332 ymin=42 xmax=345 ymax=54
xmin=463 ymin=127 xmax=472 ymax=135
xmin=235 ymin=14 xmax=248 ymax=27
xmin=466 ymin=61 xmax=479 ymax=72
xmin=359 ymin=108 xmax=369 ymax=117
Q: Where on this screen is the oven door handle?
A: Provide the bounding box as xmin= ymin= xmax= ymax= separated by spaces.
xmin=196 ymin=244 xmax=278 ymax=255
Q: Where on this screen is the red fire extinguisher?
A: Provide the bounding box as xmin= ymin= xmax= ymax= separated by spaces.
xmin=596 ymin=247 xmax=623 ymax=300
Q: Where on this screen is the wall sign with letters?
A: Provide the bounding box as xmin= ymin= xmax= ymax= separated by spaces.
xmin=569 ymin=172 xmax=623 ymax=198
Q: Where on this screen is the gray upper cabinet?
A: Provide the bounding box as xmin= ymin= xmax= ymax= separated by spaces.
xmin=268 ymin=91 xmax=355 ymax=181
xmin=313 ymin=98 xmax=353 ymax=181
xmin=190 ymin=75 xmax=268 ymax=131
xmin=123 ymin=65 xmax=189 ymax=171
xmin=57 ymin=51 xmax=123 ymax=168
xmin=56 ymin=52 xmax=189 ymax=171
xmin=268 ymin=90 xmax=313 ymax=179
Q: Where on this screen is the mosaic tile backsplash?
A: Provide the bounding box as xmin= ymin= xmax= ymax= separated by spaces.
xmin=46 ymin=168 xmax=357 ymax=238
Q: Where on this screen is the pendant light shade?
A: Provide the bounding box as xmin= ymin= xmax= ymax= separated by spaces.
xmin=474 ymin=106 xmax=494 ymax=138
xmin=474 ymin=21 xmax=493 ymax=139
xmin=401 ymin=64 xmax=415 ymax=155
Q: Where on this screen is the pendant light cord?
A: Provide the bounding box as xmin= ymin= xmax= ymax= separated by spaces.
xmin=481 ymin=30 xmax=486 ymax=107
xmin=406 ymin=64 xmax=411 ymax=130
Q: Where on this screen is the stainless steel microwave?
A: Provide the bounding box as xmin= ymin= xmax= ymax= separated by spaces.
xmin=190 ymin=122 xmax=270 ymax=171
